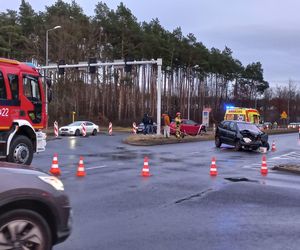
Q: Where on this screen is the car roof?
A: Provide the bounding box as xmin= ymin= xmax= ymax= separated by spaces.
xmin=73 ymin=121 xmax=94 ymax=123
xmin=222 ymin=120 xmax=253 ymax=124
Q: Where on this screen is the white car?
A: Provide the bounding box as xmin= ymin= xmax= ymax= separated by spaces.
xmin=59 ymin=121 xmax=99 ymax=136
xmin=288 ymin=122 xmax=300 ymax=129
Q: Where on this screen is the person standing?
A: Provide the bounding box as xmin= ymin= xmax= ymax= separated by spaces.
xmin=148 ymin=115 xmax=154 ymax=134
xmin=163 ymin=112 xmax=171 ymax=138
xmin=175 ymin=112 xmax=182 ymax=138
xmin=142 ymin=113 xmax=149 ymax=135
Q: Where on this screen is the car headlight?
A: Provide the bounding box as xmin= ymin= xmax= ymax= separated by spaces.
xmin=243 ymin=137 xmax=252 ymax=143
xmin=38 ymin=176 xmax=64 ymax=191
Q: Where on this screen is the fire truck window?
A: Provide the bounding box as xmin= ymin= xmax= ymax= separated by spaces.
xmin=0 ymin=72 xmax=7 ymax=99
xmin=8 ymin=74 xmax=19 ymax=100
xmin=23 ymin=76 xmax=41 ymax=101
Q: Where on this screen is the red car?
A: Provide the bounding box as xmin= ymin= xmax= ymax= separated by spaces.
xmin=170 ymin=119 xmax=206 ymax=136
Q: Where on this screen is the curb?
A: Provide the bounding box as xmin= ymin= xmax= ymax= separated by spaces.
xmin=123 ymin=134 xmax=214 ymax=146
xmin=124 ymin=130 xmax=299 ymax=146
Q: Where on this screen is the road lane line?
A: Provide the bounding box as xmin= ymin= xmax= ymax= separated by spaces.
xmin=86 ymin=165 xmax=108 ymax=170
xmin=242 ymin=151 xmax=300 ymax=169
xmin=271 ymin=152 xmax=296 ymax=160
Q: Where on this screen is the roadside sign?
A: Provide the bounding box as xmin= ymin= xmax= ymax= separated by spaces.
xmin=280 ymin=111 xmax=288 ymax=119
xmin=202 ymin=108 xmax=211 ymax=127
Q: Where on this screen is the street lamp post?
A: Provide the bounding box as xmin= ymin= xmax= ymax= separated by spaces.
xmin=187 ymin=76 xmax=191 ymax=120
xmin=45 ymin=25 xmax=61 ymax=127
xmin=188 ymin=74 xmax=194 ymax=120
xmin=72 ymin=111 xmax=76 ymax=123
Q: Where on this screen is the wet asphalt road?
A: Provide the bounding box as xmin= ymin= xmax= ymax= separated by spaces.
xmin=32 ymin=132 xmax=300 ymax=250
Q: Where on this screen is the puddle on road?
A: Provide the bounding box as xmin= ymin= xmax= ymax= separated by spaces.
xmin=159 ymin=157 xmax=184 ymax=163
xmin=164 ymin=167 xmax=189 ymax=172
xmin=83 ymin=148 xmax=156 ymax=161
xmin=85 ymin=152 xmax=137 ymax=160
xmin=225 ymin=177 xmax=258 ymax=183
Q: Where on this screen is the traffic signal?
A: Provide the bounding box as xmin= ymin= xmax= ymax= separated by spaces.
xmin=58 ymin=59 xmax=65 ymax=75
xmin=89 ymin=58 xmax=97 ymax=74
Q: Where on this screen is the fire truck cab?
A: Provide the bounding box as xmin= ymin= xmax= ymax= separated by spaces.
xmin=224 ymin=107 xmax=260 ymax=124
xmin=0 ymin=58 xmax=46 ymax=165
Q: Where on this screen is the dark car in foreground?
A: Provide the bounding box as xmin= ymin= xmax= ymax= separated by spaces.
xmin=0 ymin=162 xmax=72 ymax=249
xmin=170 ymin=119 xmax=206 ymax=136
xmin=215 ymin=120 xmax=269 ymax=151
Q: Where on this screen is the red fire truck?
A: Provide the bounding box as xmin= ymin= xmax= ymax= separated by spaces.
xmin=0 ymin=58 xmax=46 ymax=165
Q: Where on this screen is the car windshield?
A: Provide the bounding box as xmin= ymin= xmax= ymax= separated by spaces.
xmin=237 ymin=123 xmax=261 ymax=133
xmin=68 ymin=121 xmax=84 ymax=126
xmin=184 ymin=120 xmax=197 ymax=125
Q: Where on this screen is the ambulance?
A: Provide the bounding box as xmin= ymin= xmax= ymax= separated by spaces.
xmin=224 ymin=107 xmax=260 ymax=124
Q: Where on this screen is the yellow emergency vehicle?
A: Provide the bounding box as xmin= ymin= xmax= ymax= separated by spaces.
xmin=224 ymin=107 xmax=260 ymax=124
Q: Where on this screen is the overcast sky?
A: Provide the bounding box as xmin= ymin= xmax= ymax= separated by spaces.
xmin=2 ymin=0 xmax=300 ymax=86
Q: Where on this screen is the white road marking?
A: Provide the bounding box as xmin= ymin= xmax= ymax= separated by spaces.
xmin=85 ymin=165 xmax=108 ymax=170
xmin=271 ymin=152 xmax=297 ymax=160
xmin=242 ymin=151 xmax=300 ymax=169
xmin=189 ymin=151 xmax=200 ymax=155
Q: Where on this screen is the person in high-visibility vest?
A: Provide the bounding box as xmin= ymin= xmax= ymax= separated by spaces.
xmin=162 ymin=112 xmax=171 ymax=138
xmin=175 ymin=112 xmax=182 ymax=138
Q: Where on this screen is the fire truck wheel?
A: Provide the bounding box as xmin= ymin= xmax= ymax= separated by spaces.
xmin=7 ymin=136 xmax=33 ymax=165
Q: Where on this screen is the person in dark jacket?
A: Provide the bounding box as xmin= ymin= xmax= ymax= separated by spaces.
xmin=142 ymin=113 xmax=149 ymax=134
xmin=148 ymin=115 xmax=154 ymax=134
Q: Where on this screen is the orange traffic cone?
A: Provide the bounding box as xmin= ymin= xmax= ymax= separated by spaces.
xmin=141 ymin=157 xmax=151 ymax=177
xmin=271 ymin=141 xmax=276 ymax=152
xmin=49 ymin=153 xmax=61 ymax=176
xmin=210 ymin=157 xmax=217 ymax=176
xmin=76 ymin=156 xmax=86 ymax=177
xmin=261 ymin=155 xmax=268 ymax=176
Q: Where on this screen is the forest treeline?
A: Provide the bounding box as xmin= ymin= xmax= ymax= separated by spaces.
xmin=0 ymin=0 xmax=299 ymax=125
